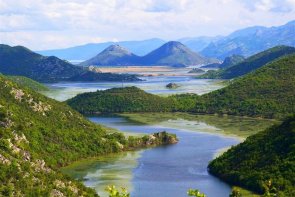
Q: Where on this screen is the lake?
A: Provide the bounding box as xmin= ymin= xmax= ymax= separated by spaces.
xmin=42 ymin=75 xmax=225 ymax=101
xmin=62 ymin=114 xmax=274 ymax=197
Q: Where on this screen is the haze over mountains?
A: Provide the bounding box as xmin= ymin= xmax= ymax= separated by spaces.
xmin=0 ymin=44 xmax=140 ymax=82
xmin=80 ymin=41 xmax=216 ymax=67
xmin=38 ymin=21 xmax=295 ymax=61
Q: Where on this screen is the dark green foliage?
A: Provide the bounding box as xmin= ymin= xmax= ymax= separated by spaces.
xmin=208 ymin=116 xmax=295 ymax=196
xmin=0 ymin=44 xmax=140 ymax=82
xmin=67 ymin=86 xmax=177 ymax=113
xmin=199 ymin=46 xmax=295 ymax=79
xmin=194 ymin=54 xmax=295 ymax=118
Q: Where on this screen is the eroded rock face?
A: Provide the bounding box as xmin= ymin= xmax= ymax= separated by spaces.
xmin=10 ymin=87 xmax=51 ymax=116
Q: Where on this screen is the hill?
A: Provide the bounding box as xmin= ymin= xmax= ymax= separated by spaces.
xmin=140 ymin=41 xmax=216 ymax=66
xmin=208 ymin=116 xmax=295 ymax=196
xmin=38 ymin=38 xmax=166 ymax=60
xmin=194 ymin=54 xmax=295 ymax=118
xmin=201 ymin=55 xmax=245 ymax=69
xmin=79 ymin=45 xmax=140 ymax=66
xmin=199 ymin=46 xmax=295 ymax=79
xmin=0 ymin=75 xmax=175 ymax=195
xmin=66 ymin=86 xmax=175 ymax=113
xmin=201 ymin=20 xmax=295 ymax=59
xmin=68 ymin=54 xmax=295 ymax=119
xmin=0 ymin=44 xmax=140 ymax=82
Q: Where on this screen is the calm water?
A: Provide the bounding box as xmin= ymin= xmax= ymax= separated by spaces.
xmin=43 ymin=76 xmax=225 ymax=101
xmin=63 ymin=115 xmax=240 ymax=197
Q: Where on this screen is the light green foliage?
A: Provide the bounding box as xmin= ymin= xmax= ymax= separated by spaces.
xmin=230 ymin=187 xmax=242 ymax=197
xmin=105 ymin=185 xmax=130 ymax=197
xmin=187 ymin=189 xmax=206 ymax=197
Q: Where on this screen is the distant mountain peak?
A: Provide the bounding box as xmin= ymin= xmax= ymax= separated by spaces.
xmin=103 ymin=44 xmax=132 ymax=55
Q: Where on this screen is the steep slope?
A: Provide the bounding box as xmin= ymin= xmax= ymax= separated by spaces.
xmin=0 ymin=44 xmax=140 ymax=82
xmin=208 ymin=116 xmax=295 ymax=196
xmin=38 ymin=38 xmax=166 ymax=60
xmin=0 ymin=75 xmax=175 ymax=196
xmin=195 ymin=54 xmax=295 ymax=118
xmin=199 ymin=46 xmax=295 ymax=79
xmin=79 ymin=45 xmax=140 ymax=66
xmin=201 ymin=21 xmax=295 ymax=59
xmin=141 ymin=41 xmax=216 ymax=66
xmin=6 ymin=76 xmax=49 ymax=91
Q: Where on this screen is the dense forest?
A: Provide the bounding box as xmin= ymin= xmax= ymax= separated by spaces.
xmin=68 ymin=54 xmax=295 ymax=119
xmin=67 ymin=86 xmax=176 ymax=113
xmin=198 ymin=46 xmax=295 ymax=79
xmin=208 ymin=115 xmax=295 ymax=196
xmin=0 ymin=75 xmax=175 ymax=196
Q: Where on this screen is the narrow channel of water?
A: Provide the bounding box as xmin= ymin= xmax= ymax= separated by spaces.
xmin=63 ymin=115 xmax=241 ymax=197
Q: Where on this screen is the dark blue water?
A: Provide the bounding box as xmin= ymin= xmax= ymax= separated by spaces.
xmin=88 ymin=116 xmax=239 ymax=197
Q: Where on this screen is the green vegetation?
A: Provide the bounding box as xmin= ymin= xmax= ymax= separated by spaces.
xmin=67 ymin=86 xmax=176 ymax=113
xmin=193 ymin=54 xmax=295 ymax=118
xmin=199 ymin=46 xmax=295 ymax=79
xmin=105 ymin=185 xmax=130 ymax=197
xmin=68 ymin=54 xmax=295 ymax=119
xmin=6 ymin=75 xmax=49 ymax=91
xmin=208 ymin=116 xmax=295 ymax=196
xmin=0 ymin=75 xmax=176 ymax=195
xmin=0 ymin=44 xmax=140 ymax=82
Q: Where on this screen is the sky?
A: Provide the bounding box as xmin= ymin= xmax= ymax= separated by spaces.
xmin=1 ymin=0 xmax=295 ymax=50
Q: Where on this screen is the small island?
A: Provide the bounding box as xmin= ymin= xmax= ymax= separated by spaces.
xmin=166 ymin=82 xmax=180 ymax=89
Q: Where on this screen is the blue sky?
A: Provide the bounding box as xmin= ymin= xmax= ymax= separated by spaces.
xmin=1 ymin=0 xmax=295 ymax=50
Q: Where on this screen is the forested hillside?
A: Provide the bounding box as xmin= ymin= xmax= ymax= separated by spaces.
xmin=208 ymin=116 xmax=295 ymax=196
xmin=68 ymin=54 xmax=295 ymax=119
xmin=0 ymin=75 xmax=173 ymax=195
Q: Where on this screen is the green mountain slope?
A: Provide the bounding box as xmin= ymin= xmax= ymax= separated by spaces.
xmin=67 ymin=86 xmax=175 ymax=113
xmin=208 ymin=116 xmax=295 ymax=196
xmin=0 ymin=44 xmax=140 ymax=82
xmin=0 ymin=75 xmax=172 ymax=196
xmin=6 ymin=76 xmax=49 ymax=91
xmin=195 ymin=54 xmax=295 ymax=118
xmin=199 ymin=46 xmax=295 ymax=79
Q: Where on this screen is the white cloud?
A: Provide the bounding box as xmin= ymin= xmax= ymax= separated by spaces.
xmin=0 ymin=0 xmax=294 ymax=50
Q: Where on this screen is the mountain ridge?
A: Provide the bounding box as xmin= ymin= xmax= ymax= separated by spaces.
xmin=0 ymin=44 xmax=140 ymax=82
xmin=80 ymin=41 xmax=217 ymax=67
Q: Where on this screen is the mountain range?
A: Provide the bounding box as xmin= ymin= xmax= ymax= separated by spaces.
xmin=80 ymin=41 xmax=216 ymax=67
xmin=200 ymin=20 xmax=295 ymax=59
xmin=0 ymin=44 xmax=140 ymax=82
xmin=38 ymin=20 xmax=295 ymax=61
